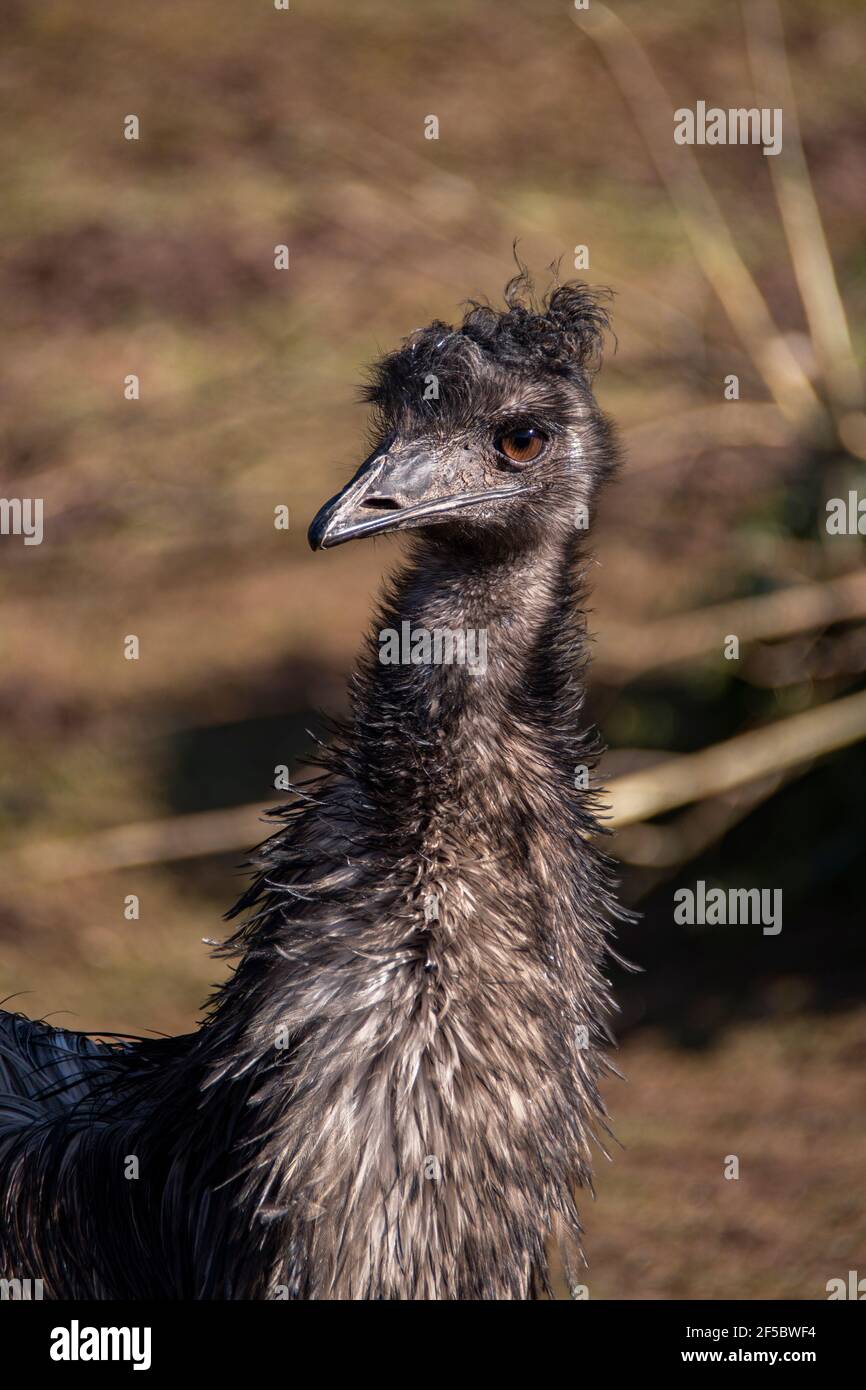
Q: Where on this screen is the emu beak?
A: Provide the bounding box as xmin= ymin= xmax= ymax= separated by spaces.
xmin=308 ymin=448 xmax=530 ymax=550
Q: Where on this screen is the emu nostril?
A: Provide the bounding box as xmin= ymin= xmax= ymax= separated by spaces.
xmin=362 ymin=497 xmax=402 ymax=511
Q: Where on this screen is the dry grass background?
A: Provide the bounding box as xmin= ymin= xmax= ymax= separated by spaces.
xmin=1 ymin=0 xmax=865 ymax=1297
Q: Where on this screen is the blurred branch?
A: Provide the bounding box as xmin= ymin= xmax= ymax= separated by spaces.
xmin=596 ymin=569 xmax=866 ymax=681
xmin=5 ymin=804 xmax=265 ymax=885
xmin=5 ymin=689 xmax=866 ymax=883
xmin=573 ymin=2 xmax=827 ymax=435
xmin=606 ymin=685 xmax=866 ymax=827
xmin=612 ymin=768 xmax=786 ymax=867
xmin=744 ymin=0 xmax=864 ymax=422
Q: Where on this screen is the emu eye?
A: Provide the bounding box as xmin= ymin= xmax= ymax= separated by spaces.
xmin=495 ymin=427 xmax=546 ymax=464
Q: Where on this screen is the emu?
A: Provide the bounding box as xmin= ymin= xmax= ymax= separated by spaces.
xmin=0 ymin=274 xmax=624 ymax=1299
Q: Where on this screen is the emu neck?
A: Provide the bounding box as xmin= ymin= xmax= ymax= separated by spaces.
xmin=361 ymin=533 xmax=585 ymax=744
xmin=196 ymin=529 xmax=608 ymax=1300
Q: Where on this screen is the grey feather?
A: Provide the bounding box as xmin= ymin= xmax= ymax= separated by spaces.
xmin=0 ymin=274 xmax=629 ymax=1299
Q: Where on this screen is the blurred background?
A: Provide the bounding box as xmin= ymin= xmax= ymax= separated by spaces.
xmin=2 ymin=0 xmax=865 ymax=1298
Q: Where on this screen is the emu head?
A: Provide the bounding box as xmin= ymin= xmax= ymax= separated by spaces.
xmin=308 ymin=274 xmax=616 ymax=556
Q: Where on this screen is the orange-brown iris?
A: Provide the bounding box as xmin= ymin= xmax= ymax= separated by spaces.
xmin=496 ymin=429 xmax=545 ymax=463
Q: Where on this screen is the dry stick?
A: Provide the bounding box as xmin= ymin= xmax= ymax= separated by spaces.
xmin=743 ymin=0 xmax=864 ymax=420
xmin=18 ymin=804 xmax=266 ymax=884
xmin=617 ymin=770 xmax=798 ymax=908
xmin=607 ymin=685 xmax=866 ymax=828
xmin=595 ymin=569 xmax=866 ymax=680
xmin=7 ymin=689 xmax=866 ymax=883
xmin=613 ymin=770 xmax=786 ymax=868
xmin=572 ymin=3 xmax=826 ymax=434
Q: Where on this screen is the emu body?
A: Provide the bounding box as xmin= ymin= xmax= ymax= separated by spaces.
xmin=0 ymin=276 xmax=623 ymax=1299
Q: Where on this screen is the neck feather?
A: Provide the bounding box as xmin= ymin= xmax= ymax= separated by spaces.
xmin=196 ymin=531 xmax=617 ymax=1299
